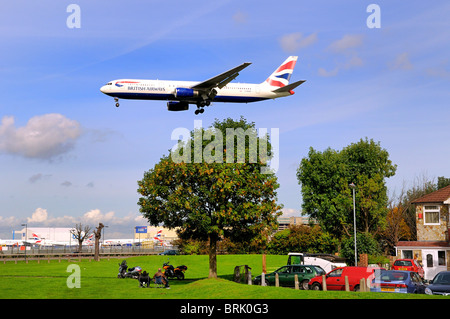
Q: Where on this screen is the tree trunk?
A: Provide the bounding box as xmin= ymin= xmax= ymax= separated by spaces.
xmin=208 ymin=235 xmax=217 ymax=279
xmin=94 ymin=237 xmax=100 ymax=262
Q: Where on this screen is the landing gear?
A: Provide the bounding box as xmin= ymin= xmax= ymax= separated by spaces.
xmin=114 ymin=97 xmax=119 ymax=107
xmin=194 ymin=100 xmax=210 ymax=115
xmin=194 ymin=108 xmax=205 ymax=115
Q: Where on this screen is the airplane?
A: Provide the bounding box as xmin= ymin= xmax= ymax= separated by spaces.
xmin=153 ymin=229 xmax=167 ymax=246
xmin=100 ymin=56 xmax=305 ymax=115
xmin=102 ymin=239 xmax=135 ymax=247
xmin=0 ymin=233 xmax=47 ymax=247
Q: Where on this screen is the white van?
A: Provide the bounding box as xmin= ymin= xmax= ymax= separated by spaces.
xmin=287 ymin=252 xmax=347 ymax=273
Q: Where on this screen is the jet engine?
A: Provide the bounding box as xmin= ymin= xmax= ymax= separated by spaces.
xmin=174 ymin=88 xmax=199 ymax=98
xmin=167 ymin=101 xmax=189 ymax=111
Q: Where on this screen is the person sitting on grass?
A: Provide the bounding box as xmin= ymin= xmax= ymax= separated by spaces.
xmin=139 ymin=271 xmax=150 ymax=288
xmin=153 ymin=268 xmax=170 ymax=288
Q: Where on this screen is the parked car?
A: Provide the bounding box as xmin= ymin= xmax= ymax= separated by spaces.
xmin=158 ymin=249 xmax=179 ymax=255
xmin=309 ymin=266 xmax=384 ymax=291
xmin=425 ymin=271 xmax=450 ymax=295
xmin=371 ymin=270 xmax=426 ymax=294
xmin=253 ymin=265 xmax=326 ymax=289
xmin=392 ymin=259 xmax=424 ymax=278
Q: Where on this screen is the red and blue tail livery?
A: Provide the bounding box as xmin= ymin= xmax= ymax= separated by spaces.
xmin=265 ymin=56 xmax=298 ymax=88
xmin=100 ymin=56 xmax=305 ymax=115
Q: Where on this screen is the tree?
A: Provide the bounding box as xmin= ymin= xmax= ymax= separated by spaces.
xmin=437 ymin=176 xmax=450 ymax=190
xmin=401 ymin=175 xmax=437 ymax=240
xmin=340 ymin=232 xmax=380 ymax=265
xmin=297 ymin=138 xmax=397 ymax=239
xmin=383 ymin=204 xmax=412 ymax=253
xmin=70 ymin=223 xmax=92 ymax=253
xmin=93 ymin=223 xmax=104 ymax=261
xmin=267 ymin=225 xmax=338 ymax=255
xmin=137 ymin=117 xmax=282 ymax=278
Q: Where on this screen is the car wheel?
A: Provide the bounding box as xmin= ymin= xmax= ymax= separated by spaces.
xmin=264 ymin=279 xmax=271 ymax=287
xmin=301 ymin=280 xmax=309 ymax=290
xmin=353 ymin=285 xmax=360 ymax=292
xmin=311 ymin=282 xmax=322 ymax=291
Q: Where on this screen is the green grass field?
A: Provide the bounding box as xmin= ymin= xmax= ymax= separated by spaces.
xmin=0 ymin=254 xmax=444 ymax=299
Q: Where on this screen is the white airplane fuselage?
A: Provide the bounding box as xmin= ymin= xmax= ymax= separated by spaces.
xmin=100 ymin=80 xmax=291 ymax=103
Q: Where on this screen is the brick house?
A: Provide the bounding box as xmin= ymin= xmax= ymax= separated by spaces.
xmin=396 ymin=185 xmax=450 ymax=280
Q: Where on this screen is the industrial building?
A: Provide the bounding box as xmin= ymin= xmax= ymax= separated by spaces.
xmin=15 ymin=227 xmax=74 ymax=243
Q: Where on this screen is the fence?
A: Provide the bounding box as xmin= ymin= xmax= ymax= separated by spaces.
xmin=0 ymin=244 xmax=172 ymax=261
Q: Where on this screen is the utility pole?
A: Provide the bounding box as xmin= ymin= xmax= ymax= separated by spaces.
xmin=349 ymin=183 xmax=357 ymax=266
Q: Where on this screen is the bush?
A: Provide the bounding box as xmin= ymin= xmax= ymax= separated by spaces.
xmin=267 ymin=225 xmax=338 ymax=255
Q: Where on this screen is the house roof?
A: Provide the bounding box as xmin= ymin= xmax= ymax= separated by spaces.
xmin=411 ymin=185 xmax=450 ymax=204
xmin=397 ymin=241 xmax=450 ymax=248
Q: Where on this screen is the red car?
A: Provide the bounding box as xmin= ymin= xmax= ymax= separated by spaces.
xmin=309 ymin=266 xmax=384 ymax=292
xmin=392 ymin=259 xmax=424 ymax=278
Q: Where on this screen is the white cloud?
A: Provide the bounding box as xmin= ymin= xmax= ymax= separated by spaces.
xmin=280 ymin=32 xmax=318 ymax=53
xmin=318 ymin=34 xmax=364 ymax=77
xmin=80 ymin=209 xmax=145 ymax=226
xmin=27 ymin=208 xmax=48 ymax=223
xmin=232 ymin=10 xmax=247 ymax=24
xmin=0 ymin=208 xmax=146 ymax=232
xmin=281 ymin=208 xmax=302 ymax=217
xmin=0 ymin=216 xmax=18 ymax=227
xmin=328 ymin=34 xmax=364 ymax=53
xmin=29 ymin=173 xmax=52 ymax=183
xmin=0 ymin=113 xmax=81 ymax=160
xmin=318 ymin=67 xmax=339 ymax=77
xmin=389 ymin=52 xmax=413 ymax=70
xmin=425 ymin=60 xmax=450 ymax=79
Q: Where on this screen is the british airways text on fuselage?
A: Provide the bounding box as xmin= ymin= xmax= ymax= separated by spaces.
xmin=127 ymin=85 xmax=166 ymax=92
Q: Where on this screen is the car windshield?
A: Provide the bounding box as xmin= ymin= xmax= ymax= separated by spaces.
xmin=375 ymin=271 xmax=408 ymax=281
xmin=313 ymin=266 xmax=326 ymax=276
xmin=432 ymin=273 xmax=450 ymax=285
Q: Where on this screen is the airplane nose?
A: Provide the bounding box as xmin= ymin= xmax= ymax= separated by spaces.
xmin=100 ymin=85 xmax=107 ymax=93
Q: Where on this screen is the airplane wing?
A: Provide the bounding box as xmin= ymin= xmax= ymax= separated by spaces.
xmin=192 ymin=62 xmax=252 ymax=91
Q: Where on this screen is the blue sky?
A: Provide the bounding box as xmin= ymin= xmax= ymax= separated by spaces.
xmin=0 ymin=1 xmax=449 ymax=239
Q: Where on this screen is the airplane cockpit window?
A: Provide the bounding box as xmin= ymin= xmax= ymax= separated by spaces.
xmin=105 ymin=82 xmax=112 ymax=85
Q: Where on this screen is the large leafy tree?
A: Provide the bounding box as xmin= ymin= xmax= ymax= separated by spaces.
xmin=297 ymin=138 xmax=397 ymax=240
xmin=137 ymin=117 xmax=282 ymax=278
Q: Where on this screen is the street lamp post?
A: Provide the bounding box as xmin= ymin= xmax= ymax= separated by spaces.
xmin=102 ymin=225 xmax=108 ymax=253
xmin=21 ymin=223 xmax=27 ymax=262
xmin=349 ymin=183 xmax=357 ymax=266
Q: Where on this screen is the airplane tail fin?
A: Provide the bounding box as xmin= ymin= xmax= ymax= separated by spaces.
xmin=263 ymin=56 xmax=298 ymax=88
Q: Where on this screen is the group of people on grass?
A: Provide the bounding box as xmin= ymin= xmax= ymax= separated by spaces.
xmin=139 ymin=268 xmax=170 ymax=289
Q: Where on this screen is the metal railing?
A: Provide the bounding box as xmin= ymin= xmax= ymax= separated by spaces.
xmin=0 ymin=244 xmax=173 ymax=260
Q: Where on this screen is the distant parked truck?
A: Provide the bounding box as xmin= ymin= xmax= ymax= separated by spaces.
xmin=287 ymin=252 xmax=347 ymax=273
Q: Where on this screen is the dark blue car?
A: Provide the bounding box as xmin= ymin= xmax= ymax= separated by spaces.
xmin=371 ymin=270 xmax=426 ymax=294
xmin=425 ymin=271 xmax=450 ymax=296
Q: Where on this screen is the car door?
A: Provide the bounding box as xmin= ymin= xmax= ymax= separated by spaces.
xmin=276 ymin=266 xmax=291 ymax=286
xmin=410 ymin=272 xmax=426 ymax=294
xmin=291 ymin=266 xmax=305 ymax=286
xmin=325 ymin=268 xmax=344 ymax=290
